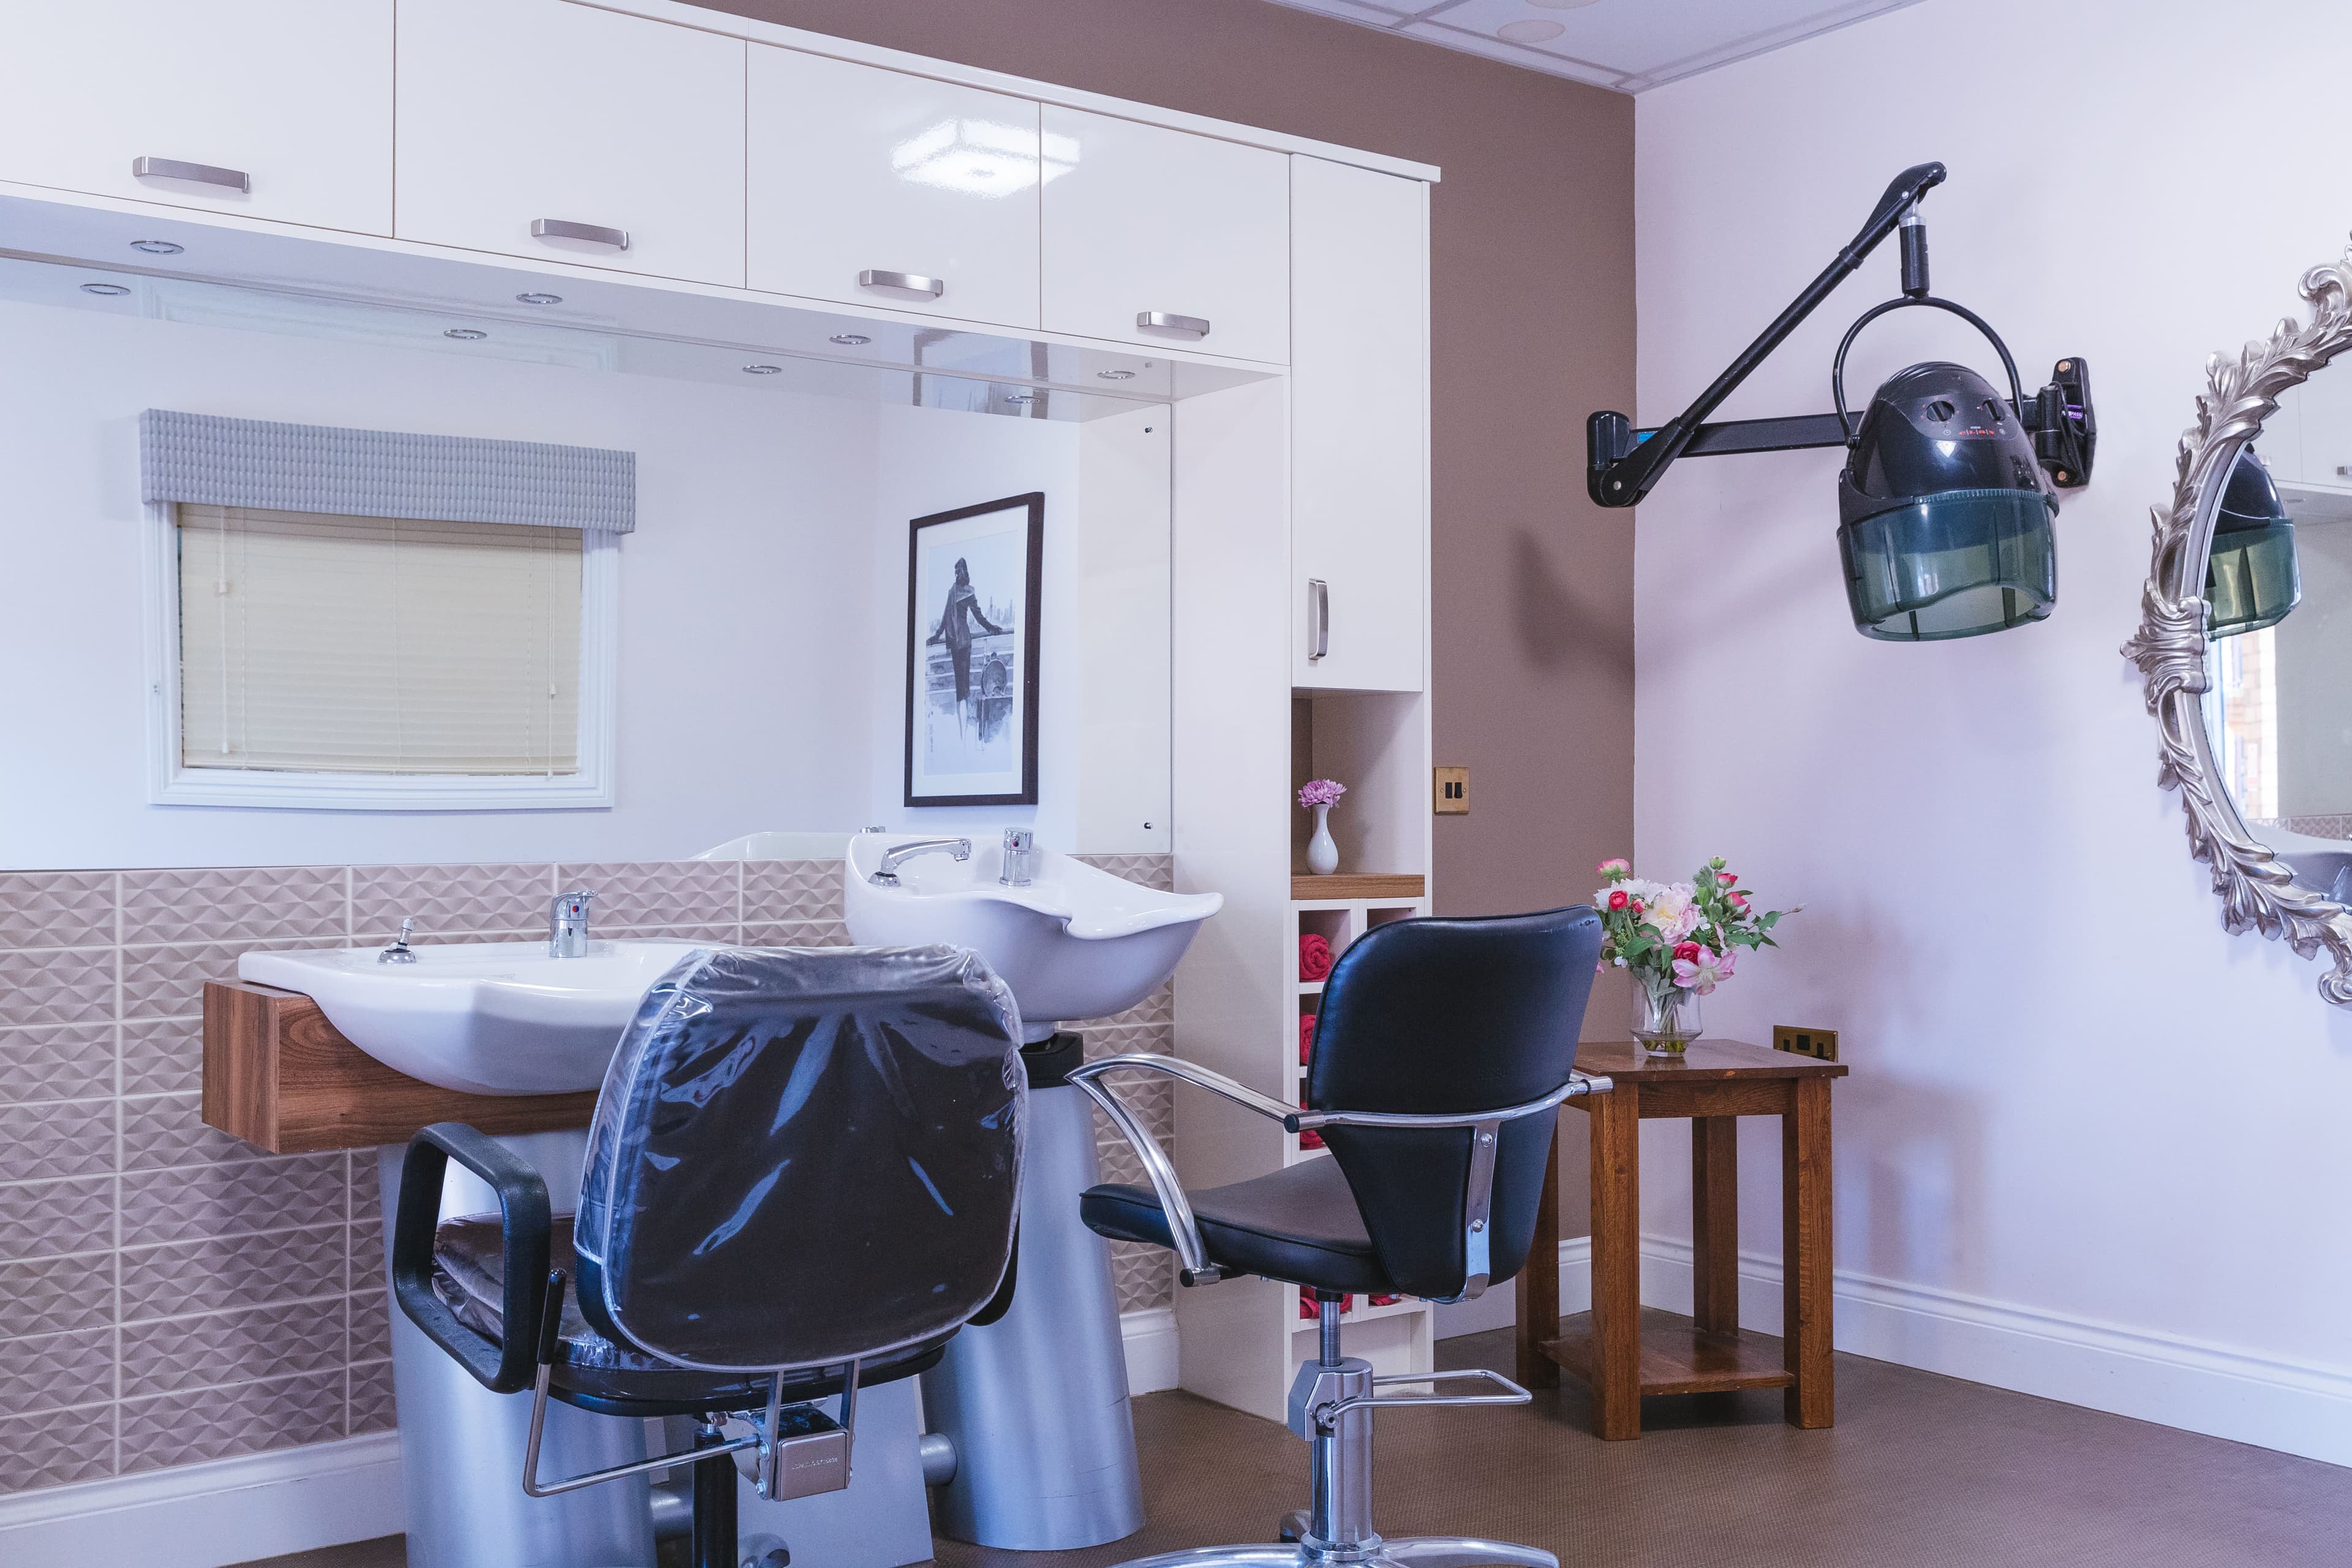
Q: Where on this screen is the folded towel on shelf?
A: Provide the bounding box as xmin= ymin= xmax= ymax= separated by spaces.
xmin=1299 ymin=1010 xmax=1317 ymax=1065
xmin=1298 ymin=932 xmax=1334 ymax=982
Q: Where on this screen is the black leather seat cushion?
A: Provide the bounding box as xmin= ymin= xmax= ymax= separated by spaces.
xmin=434 ymin=1215 xmax=942 ymax=1409
xmin=1080 ymin=1158 xmax=1395 ymax=1295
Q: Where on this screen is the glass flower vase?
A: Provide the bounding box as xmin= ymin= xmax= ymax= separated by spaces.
xmin=1630 ymin=981 xmax=1702 ymax=1055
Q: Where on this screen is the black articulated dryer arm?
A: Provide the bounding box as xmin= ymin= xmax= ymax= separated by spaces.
xmin=1585 ymin=162 xmax=2095 ymax=507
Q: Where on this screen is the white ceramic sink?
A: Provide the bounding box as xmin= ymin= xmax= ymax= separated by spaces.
xmin=844 ymin=832 xmax=1221 ymax=1041
xmin=238 ymin=940 xmax=703 ymax=1096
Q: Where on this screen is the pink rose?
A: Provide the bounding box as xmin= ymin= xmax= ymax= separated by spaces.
xmin=1607 ymin=890 xmax=1628 ymax=911
xmin=1596 ymin=858 xmax=1632 ymax=879
xmin=1672 ymin=941 xmax=1702 ymax=963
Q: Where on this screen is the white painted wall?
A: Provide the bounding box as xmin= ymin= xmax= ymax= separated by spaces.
xmin=0 ymin=298 xmax=1169 ymax=869
xmin=1635 ymin=0 xmax=2352 ymax=1460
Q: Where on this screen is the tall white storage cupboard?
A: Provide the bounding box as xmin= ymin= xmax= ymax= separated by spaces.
xmin=0 ymin=0 xmax=1437 ymax=1426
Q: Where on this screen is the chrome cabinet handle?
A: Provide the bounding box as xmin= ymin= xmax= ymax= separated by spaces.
xmin=1137 ymin=311 xmax=1210 ymax=339
xmin=859 ymin=269 xmax=945 ymax=298
xmin=531 ymin=219 xmax=630 ymax=252
xmin=132 ymin=156 xmax=249 ymax=193
xmin=1308 ymin=578 xmax=1329 ymax=662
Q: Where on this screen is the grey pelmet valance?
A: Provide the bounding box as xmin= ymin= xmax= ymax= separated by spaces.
xmin=138 ymin=410 xmax=635 ymax=534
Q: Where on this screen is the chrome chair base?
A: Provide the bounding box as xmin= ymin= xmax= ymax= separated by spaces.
xmin=1111 ymin=1539 xmax=1559 ymax=1568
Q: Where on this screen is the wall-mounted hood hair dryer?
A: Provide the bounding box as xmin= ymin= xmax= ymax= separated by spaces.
xmin=1585 ymin=162 xmax=2098 ymax=642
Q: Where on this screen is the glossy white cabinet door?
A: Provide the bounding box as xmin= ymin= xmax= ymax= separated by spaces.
xmin=396 ymin=0 xmax=745 ymax=288
xmin=1041 ymin=107 xmax=1289 ymax=364
xmin=748 ymin=47 xmax=1039 ymax=328
xmin=1291 ymin=157 xmax=1425 ymax=692
xmin=0 ymin=0 xmax=392 ymax=234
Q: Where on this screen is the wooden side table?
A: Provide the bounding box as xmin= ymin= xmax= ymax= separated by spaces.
xmin=1517 ymin=1038 xmax=1848 ymax=1440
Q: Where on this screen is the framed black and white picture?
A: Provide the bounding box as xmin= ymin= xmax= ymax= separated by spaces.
xmin=904 ymin=492 xmax=1043 ymax=807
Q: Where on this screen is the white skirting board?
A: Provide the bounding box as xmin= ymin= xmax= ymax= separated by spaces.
xmin=1446 ymin=1238 xmax=2352 ymax=1470
xmin=0 ymin=1431 xmax=405 ymax=1568
xmin=0 ymin=1310 xmax=1187 ymax=1567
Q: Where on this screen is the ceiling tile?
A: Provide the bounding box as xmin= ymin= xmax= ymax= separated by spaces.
xmin=1259 ymin=0 xmax=1925 ymax=91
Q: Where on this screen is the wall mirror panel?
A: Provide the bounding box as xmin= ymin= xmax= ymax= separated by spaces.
xmin=2128 ymin=243 xmax=2352 ymax=1003
xmin=0 ymin=254 xmax=1173 ymax=870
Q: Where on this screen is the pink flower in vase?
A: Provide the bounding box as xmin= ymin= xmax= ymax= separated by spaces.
xmin=1298 ymin=778 xmax=1347 ymax=809
xmin=1596 ymin=858 xmax=1632 ymax=880
xmin=1672 ymin=946 xmax=1735 ymax=993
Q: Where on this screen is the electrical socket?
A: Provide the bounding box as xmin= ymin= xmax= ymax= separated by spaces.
xmin=1433 ymin=766 xmax=1469 ymax=815
xmin=1773 ymin=1025 xmax=1839 ymax=1062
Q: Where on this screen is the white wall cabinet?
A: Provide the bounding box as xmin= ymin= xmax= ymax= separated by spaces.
xmin=1041 ymin=108 xmax=1291 ymax=364
xmin=395 ymin=0 xmax=745 ymax=288
xmin=1290 ymin=157 xmax=1427 ymax=692
xmin=748 ymin=47 xmax=1040 ymax=328
xmin=0 ymin=0 xmax=393 ymax=235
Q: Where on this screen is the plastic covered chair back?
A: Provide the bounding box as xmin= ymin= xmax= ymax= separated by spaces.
xmin=572 ymin=944 xmax=1024 ymax=1373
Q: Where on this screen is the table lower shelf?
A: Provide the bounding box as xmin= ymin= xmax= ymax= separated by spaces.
xmin=1540 ymin=1307 xmax=1794 ymax=1396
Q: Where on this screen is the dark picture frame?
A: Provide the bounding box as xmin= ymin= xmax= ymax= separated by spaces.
xmin=903 ymin=492 xmax=1044 ymax=807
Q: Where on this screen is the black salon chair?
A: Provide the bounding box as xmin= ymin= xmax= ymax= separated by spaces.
xmin=1072 ymin=907 xmax=1609 ymax=1568
xmin=393 ymin=945 xmax=1025 ymax=1568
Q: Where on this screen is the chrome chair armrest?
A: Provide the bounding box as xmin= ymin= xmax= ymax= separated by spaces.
xmin=1066 ymin=1053 xmax=1295 ymax=1284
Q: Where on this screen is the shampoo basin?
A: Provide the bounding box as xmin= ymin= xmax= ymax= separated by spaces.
xmin=844 ymin=832 xmax=1220 ymax=1040
xmin=236 ymin=940 xmax=702 ymax=1096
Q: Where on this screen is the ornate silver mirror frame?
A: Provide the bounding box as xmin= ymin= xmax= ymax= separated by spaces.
xmin=2124 ymin=245 xmax=2352 ymax=1003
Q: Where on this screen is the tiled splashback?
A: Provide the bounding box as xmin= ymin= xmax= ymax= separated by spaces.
xmin=0 ymin=856 xmax=1174 ymax=1497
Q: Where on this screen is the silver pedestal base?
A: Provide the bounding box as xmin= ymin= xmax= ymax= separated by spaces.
xmin=923 ymin=1082 xmax=1146 ymax=1550
xmin=1111 ymin=1542 xmax=1559 ymax=1568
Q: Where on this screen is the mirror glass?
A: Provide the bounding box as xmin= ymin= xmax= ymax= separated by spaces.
xmin=2200 ymin=368 xmax=2352 ymax=900
xmin=0 ymin=254 xmax=1172 ymax=870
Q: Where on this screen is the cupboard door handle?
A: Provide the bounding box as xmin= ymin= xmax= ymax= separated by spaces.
xmin=531 ymin=219 xmax=631 ymax=252
xmin=859 ymin=269 xmax=945 ymax=298
xmin=1137 ymin=311 xmax=1210 ymax=339
xmin=1308 ymin=579 xmax=1329 ymax=662
xmin=131 ymin=156 xmax=249 ymax=193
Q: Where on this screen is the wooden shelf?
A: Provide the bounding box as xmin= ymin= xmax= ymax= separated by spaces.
xmin=1291 ymin=873 xmax=1425 ymax=902
xmin=1540 ymin=1307 xmax=1793 ymax=1396
xmin=203 ymin=979 xmax=598 ymax=1153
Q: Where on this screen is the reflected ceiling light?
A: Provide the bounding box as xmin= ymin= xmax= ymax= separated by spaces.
xmin=515 ymin=292 xmax=563 ymax=306
xmin=1098 ymin=369 xmax=1136 ymax=380
xmin=129 ymin=239 xmax=183 ymax=255
xmin=892 ymin=118 xmax=1065 ymax=197
xmin=829 ymin=333 xmax=872 ymax=346
xmin=1587 ymin=162 xmax=2098 ymax=642
xmin=1498 ymin=19 xmax=1566 ymax=42
xmin=442 ymin=327 xmax=488 ymax=340
xmin=78 ymin=282 xmax=130 ymax=296
xmin=2204 ymin=446 xmax=2299 ymax=637
xmin=742 ymin=363 xmax=783 ymax=375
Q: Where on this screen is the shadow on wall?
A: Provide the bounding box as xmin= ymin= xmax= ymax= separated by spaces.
xmin=1796 ymin=889 xmax=1988 ymax=1295
xmin=1512 ymin=529 xmax=1633 ymax=679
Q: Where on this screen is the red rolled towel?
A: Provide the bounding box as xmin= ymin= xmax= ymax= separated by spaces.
xmin=1299 ymin=932 xmax=1334 ymax=982
xmin=1299 ymin=1010 xmax=1317 ymax=1065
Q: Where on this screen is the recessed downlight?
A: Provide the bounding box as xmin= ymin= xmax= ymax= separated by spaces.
xmin=829 ymin=333 xmax=872 ymax=346
xmin=742 ymin=363 xmax=783 ymax=375
xmin=79 ymin=282 xmax=131 ymax=296
xmin=1098 ymin=369 xmax=1137 ymax=381
xmin=514 ymin=292 xmax=563 ymax=306
xmin=129 ymin=239 xmax=183 ymax=255
xmin=443 ymin=327 xmax=488 ymax=341
xmin=1498 ymin=18 xmax=1566 ymax=42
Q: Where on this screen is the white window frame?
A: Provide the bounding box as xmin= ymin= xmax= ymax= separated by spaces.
xmin=140 ymin=501 xmax=620 ymax=811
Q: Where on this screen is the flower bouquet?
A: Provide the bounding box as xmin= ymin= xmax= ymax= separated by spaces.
xmin=1594 ymin=857 xmax=1795 ymax=1054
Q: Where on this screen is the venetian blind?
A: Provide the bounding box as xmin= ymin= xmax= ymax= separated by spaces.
xmin=177 ymin=505 xmax=583 ymax=775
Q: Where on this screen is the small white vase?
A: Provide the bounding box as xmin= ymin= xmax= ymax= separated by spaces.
xmin=1307 ymin=803 xmax=1339 ymax=876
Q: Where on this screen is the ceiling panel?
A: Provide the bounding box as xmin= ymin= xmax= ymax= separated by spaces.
xmin=1259 ymin=0 xmax=1924 ymax=92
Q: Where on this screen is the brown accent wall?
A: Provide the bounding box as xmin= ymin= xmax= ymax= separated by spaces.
xmin=689 ymin=0 xmax=1638 ymax=932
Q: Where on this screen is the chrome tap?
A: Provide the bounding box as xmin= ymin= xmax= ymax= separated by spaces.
xmin=869 ymin=837 xmax=970 ymax=886
xmin=999 ymin=829 xmax=1036 ymax=888
xmin=379 ymin=917 xmax=418 ymax=965
xmin=549 ymin=890 xmax=594 ymax=957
